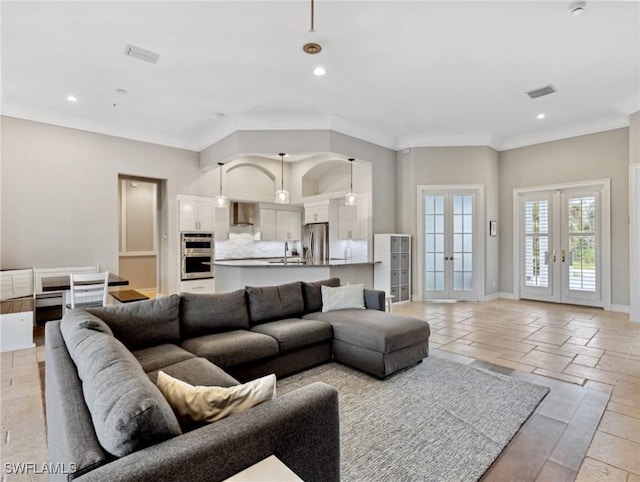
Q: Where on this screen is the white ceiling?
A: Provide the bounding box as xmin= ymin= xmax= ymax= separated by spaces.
xmin=2 ymin=1 xmax=638 ymax=152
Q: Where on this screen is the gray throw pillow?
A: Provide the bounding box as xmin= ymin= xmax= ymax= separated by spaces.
xmin=301 ymin=278 xmax=341 ymax=313
xmin=245 ymin=282 xmax=304 ymax=325
xmin=180 ymin=290 xmax=250 ymax=337
xmin=60 ymin=315 xmax=182 ymax=458
xmin=87 ymin=295 xmax=180 ymax=349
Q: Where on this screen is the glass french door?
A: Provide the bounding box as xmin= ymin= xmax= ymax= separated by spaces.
xmin=520 ymin=188 xmax=602 ymax=306
xmin=424 ymin=191 xmax=476 ymax=301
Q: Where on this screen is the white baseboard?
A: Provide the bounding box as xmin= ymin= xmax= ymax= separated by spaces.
xmin=610 ymin=304 xmax=630 ymax=314
xmin=412 ymin=294 xmax=422 ymax=302
xmin=483 ymin=293 xmax=501 ymax=301
xmin=499 ymin=292 xmax=518 ymax=300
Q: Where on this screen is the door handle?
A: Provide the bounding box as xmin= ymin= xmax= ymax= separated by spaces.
xmin=562 ymin=249 xmax=565 ymax=263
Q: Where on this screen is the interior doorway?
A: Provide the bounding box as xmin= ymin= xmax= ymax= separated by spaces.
xmin=417 ymin=185 xmax=485 ymax=302
xmin=118 ymin=176 xmax=162 ymax=297
xmin=514 ymin=180 xmax=611 ymax=309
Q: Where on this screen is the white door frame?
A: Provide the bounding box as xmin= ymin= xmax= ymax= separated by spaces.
xmin=512 ymin=179 xmax=611 ymax=310
xmin=630 ymin=163 xmax=640 ymax=322
xmin=416 ymin=184 xmax=485 ymax=302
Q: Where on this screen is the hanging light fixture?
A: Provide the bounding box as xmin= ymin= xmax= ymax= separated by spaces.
xmin=275 ymin=153 xmax=290 ymax=204
xmin=214 ymin=162 xmax=229 ymax=208
xmin=345 ymin=158 xmax=357 ymax=206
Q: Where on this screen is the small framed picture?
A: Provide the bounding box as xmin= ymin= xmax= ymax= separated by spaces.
xmin=489 ymin=220 xmax=498 ymax=237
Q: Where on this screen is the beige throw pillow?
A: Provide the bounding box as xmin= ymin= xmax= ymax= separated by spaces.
xmin=156 ymin=371 xmax=276 ymax=423
xmin=322 ymin=283 xmax=365 ymax=312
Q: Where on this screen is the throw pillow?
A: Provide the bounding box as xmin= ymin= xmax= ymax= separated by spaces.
xmin=301 ymin=277 xmax=341 ymax=313
xmin=156 ymin=371 xmax=276 ymax=424
xmin=321 ymin=284 xmax=365 ymax=312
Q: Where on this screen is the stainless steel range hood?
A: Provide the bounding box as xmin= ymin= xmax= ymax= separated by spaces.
xmin=230 ymin=202 xmax=256 ymax=225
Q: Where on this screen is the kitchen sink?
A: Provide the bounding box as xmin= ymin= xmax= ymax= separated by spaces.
xmin=268 ymin=259 xmax=307 ymax=264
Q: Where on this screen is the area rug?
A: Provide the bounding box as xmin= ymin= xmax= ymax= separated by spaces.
xmin=277 ymin=357 xmax=549 ymax=482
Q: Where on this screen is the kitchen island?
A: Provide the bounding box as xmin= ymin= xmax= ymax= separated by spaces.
xmin=214 ymin=259 xmax=378 ymax=293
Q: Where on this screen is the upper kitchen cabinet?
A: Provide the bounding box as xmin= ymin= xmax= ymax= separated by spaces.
xmin=338 ymin=197 xmax=368 ymax=240
xmin=259 ymin=207 xmax=302 ymax=241
xmin=304 ymin=201 xmax=330 ymax=224
xmin=178 ymin=195 xmax=228 ymax=239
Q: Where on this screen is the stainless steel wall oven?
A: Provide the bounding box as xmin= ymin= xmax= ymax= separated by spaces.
xmin=181 ymin=232 xmax=214 ymax=280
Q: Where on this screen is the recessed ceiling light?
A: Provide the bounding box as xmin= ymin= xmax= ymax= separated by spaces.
xmin=537 ymin=113 xmax=546 ymax=120
xmin=66 ymin=95 xmax=77 ymax=103
xmin=216 ymin=113 xmax=225 ymax=119
xmin=569 ymin=1 xmax=586 ymax=16
xmin=313 ymin=66 xmax=326 ymax=76
xmin=115 ymin=88 xmax=127 ymax=95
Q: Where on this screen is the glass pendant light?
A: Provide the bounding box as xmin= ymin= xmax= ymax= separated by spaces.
xmin=345 ymin=158 xmax=357 ymax=206
xmin=214 ymin=162 xmax=229 ymax=208
xmin=275 ymin=152 xmax=290 ymax=204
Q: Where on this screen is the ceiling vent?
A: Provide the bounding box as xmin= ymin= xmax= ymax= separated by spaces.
xmin=124 ymin=44 xmax=160 ymax=64
xmin=526 ymin=85 xmax=557 ymax=99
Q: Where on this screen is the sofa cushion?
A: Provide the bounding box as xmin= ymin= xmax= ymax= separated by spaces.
xmin=301 ymin=278 xmax=341 ymax=313
xmin=180 ymin=290 xmax=250 ymax=337
xmin=181 ymin=330 xmax=279 ymax=368
xmin=132 ymin=344 xmax=196 ymax=373
xmin=156 ymin=371 xmax=276 ymax=424
xmin=245 ymin=282 xmax=305 ymax=325
xmin=304 ymin=309 xmax=430 ymax=353
xmin=251 ymin=318 xmax=333 ymax=353
xmin=321 ymin=284 xmax=365 ymax=312
xmin=147 ymin=357 xmax=239 ymax=387
xmin=60 ymin=312 xmax=182 ymax=458
xmin=87 ymin=295 xmax=180 ymax=349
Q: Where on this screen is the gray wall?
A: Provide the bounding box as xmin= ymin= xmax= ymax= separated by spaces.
xmin=0 ymin=116 xmax=207 ymax=295
xmin=396 ymin=146 xmax=500 ymax=298
xmin=498 ymin=128 xmax=630 ymax=306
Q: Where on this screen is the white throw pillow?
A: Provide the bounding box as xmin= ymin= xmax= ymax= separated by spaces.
xmin=321 ymin=283 xmax=365 ymax=312
xmin=156 ymin=371 xmax=276 ymax=423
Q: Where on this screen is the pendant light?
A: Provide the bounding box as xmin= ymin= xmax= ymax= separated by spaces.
xmin=214 ymin=162 xmax=229 ymax=208
xmin=275 ymin=152 xmax=290 ymax=204
xmin=345 ymin=158 xmax=357 ymax=206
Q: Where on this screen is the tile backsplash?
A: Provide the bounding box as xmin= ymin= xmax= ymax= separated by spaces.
xmin=216 ymin=233 xmax=301 ymax=260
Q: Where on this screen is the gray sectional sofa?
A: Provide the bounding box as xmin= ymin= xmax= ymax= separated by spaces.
xmin=46 ymin=278 xmax=430 ymax=481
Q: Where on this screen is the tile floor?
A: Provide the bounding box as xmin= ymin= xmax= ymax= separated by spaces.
xmin=1 ymin=299 xmax=638 ymax=481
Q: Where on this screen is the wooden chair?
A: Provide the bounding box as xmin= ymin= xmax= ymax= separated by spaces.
xmin=66 ymin=271 xmax=109 ymax=311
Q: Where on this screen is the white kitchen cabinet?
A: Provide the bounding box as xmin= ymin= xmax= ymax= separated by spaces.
xmin=179 ymin=278 xmax=215 ymax=294
xmin=260 ymin=208 xmax=302 ymax=241
xmin=338 ymin=198 xmax=368 ymax=240
xmin=260 ymin=209 xmax=277 ymax=240
xmin=304 ymin=202 xmax=329 ymax=224
xmin=178 ymin=197 xmax=215 ymax=232
xmin=374 ymin=234 xmax=411 ymax=304
xmin=277 ymin=210 xmax=302 ymax=240
xmin=214 ymin=204 xmax=230 ymax=241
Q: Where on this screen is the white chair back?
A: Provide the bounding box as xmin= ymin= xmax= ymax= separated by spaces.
xmin=69 ymin=271 xmax=109 ymax=309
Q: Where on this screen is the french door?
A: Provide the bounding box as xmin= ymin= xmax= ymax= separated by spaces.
xmin=423 ymin=191 xmax=477 ymax=301
xmin=520 ymin=187 xmax=603 ymax=307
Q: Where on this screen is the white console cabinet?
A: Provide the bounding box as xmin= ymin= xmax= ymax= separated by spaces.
xmin=374 ymin=234 xmax=411 ymax=304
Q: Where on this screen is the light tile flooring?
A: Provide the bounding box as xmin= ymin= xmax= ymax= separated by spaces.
xmin=394 ymin=299 xmax=640 ymax=482
xmin=1 ymin=299 xmax=638 ymax=481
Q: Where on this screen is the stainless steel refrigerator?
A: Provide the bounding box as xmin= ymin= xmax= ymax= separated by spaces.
xmin=303 ymin=223 xmax=329 ymax=264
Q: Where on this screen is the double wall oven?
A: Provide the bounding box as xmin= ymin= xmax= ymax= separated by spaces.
xmin=181 ymin=232 xmax=214 ymax=280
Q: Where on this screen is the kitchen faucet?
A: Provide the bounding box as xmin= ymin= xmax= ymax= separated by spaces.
xmin=284 ymin=241 xmax=289 ymax=265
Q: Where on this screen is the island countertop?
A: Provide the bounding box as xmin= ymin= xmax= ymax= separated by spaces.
xmin=214 ymin=259 xmax=378 ymax=293
xmin=214 ymin=259 xmax=379 ymax=267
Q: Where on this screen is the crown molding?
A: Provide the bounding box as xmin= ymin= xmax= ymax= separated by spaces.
xmin=495 ymin=114 xmax=630 ymax=151
xmin=615 ymin=92 xmax=640 ymax=116
xmin=396 ymin=134 xmax=498 ymax=151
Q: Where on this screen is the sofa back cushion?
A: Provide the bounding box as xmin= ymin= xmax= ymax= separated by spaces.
xmin=87 ymin=294 xmax=180 ymax=349
xmin=60 ymin=310 xmax=182 ymax=458
xmin=301 ymin=278 xmax=341 ymax=313
xmin=180 ymin=290 xmax=250 ymax=337
xmin=245 ymin=282 xmax=304 ymax=325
